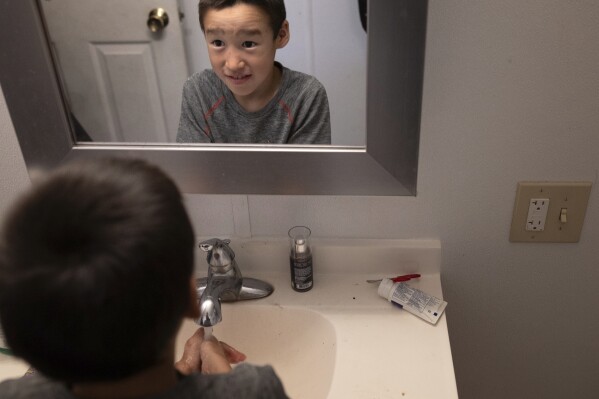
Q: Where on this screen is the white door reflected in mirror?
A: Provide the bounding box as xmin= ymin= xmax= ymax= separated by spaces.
xmin=41 ymin=0 xmax=188 ymax=143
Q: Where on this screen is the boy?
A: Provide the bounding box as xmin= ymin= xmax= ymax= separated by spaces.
xmin=0 ymin=158 xmax=288 ymax=398
xmin=176 ymin=0 xmax=331 ymax=144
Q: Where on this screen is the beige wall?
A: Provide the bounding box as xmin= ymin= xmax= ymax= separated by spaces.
xmin=0 ymin=86 xmax=29 ymax=215
xmin=1 ymin=1 xmax=599 ymax=398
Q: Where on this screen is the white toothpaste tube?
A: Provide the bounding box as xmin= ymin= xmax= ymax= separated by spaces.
xmin=378 ymin=278 xmax=447 ymax=325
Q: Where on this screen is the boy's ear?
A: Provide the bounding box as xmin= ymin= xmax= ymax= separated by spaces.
xmin=275 ymin=20 xmax=290 ymax=49
xmin=185 ymin=277 xmax=200 ymax=319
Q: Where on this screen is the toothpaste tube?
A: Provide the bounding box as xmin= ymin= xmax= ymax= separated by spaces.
xmin=378 ymin=278 xmax=447 ymax=325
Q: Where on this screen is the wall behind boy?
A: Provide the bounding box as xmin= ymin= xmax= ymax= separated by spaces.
xmin=2 ymin=1 xmax=599 ymax=398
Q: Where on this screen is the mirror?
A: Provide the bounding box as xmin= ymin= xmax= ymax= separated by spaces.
xmin=39 ymin=0 xmax=366 ymax=146
xmin=0 ymin=0 xmax=427 ymax=195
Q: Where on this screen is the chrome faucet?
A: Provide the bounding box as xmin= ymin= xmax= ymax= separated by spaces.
xmin=197 ymin=238 xmax=274 ymax=327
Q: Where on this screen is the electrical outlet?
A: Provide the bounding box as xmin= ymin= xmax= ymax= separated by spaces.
xmin=526 ymin=198 xmax=549 ymax=231
xmin=510 ymin=182 xmax=592 ymax=243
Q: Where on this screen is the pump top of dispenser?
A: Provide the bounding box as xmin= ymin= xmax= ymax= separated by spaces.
xmin=294 ymin=238 xmax=309 ymax=254
xmin=288 ymin=226 xmax=311 ymax=255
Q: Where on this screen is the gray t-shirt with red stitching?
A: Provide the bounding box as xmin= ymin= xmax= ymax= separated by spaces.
xmin=176 ymin=63 xmax=331 ymax=144
xmin=0 ymin=364 xmax=289 ymax=399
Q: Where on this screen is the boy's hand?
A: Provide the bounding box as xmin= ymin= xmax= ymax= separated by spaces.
xmin=175 ymin=328 xmax=246 ymax=375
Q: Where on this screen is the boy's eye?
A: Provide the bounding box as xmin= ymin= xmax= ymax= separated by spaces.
xmin=211 ymin=40 xmax=225 ymax=47
xmin=241 ymin=41 xmax=257 ymax=49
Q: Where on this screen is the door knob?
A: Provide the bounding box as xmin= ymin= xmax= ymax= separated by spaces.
xmin=147 ymin=8 xmax=169 ymax=33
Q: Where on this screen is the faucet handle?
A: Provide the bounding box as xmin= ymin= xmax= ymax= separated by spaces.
xmin=199 ymin=238 xmax=231 ymax=252
xmin=200 ymin=238 xmax=237 ymax=270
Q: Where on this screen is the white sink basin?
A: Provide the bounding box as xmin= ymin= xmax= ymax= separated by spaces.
xmin=176 ymin=304 xmax=337 ymax=399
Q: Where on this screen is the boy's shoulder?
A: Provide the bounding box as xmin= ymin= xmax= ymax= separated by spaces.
xmin=0 ymin=374 xmax=70 ymax=399
xmin=181 ymin=364 xmax=288 ymax=399
xmin=281 ymin=64 xmax=320 ymax=85
xmin=278 ymin=65 xmax=328 ymax=105
xmin=279 ymin=64 xmax=326 ymax=95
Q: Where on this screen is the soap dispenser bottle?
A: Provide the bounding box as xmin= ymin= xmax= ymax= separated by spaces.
xmin=288 ymin=226 xmax=313 ymax=292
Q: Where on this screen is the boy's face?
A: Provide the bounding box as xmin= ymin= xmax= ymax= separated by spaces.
xmin=203 ymin=4 xmax=289 ymax=105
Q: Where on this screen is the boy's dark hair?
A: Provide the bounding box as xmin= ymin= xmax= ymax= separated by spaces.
xmin=198 ymin=0 xmax=286 ymax=39
xmin=0 ymin=158 xmax=195 ymax=383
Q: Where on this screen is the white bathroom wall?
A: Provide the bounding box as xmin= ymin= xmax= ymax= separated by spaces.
xmin=2 ymin=1 xmax=599 ymax=398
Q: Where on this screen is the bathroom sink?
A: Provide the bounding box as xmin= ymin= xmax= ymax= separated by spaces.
xmin=176 ymin=304 xmax=336 ymax=399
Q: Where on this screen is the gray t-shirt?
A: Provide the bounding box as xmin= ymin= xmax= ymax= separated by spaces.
xmin=0 ymin=364 xmax=288 ymax=399
xmin=176 ymin=63 xmax=331 ymax=144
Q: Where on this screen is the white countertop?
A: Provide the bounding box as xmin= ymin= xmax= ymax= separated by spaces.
xmin=0 ymin=239 xmax=457 ymax=398
xmin=0 ymin=353 xmax=29 ymax=381
xmin=248 ymin=271 xmax=458 ymax=399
